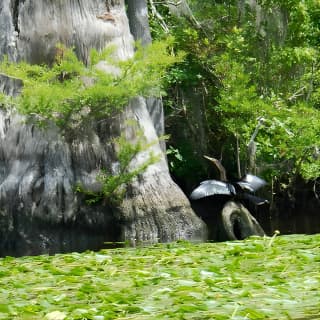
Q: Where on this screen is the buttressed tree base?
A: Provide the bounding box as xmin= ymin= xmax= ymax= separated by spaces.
xmin=0 ymin=0 xmax=207 ymax=256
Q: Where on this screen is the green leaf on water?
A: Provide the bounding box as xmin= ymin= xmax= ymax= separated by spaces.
xmin=45 ymin=311 xmax=67 ymax=320
xmin=0 ymin=234 xmax=319 ymax=319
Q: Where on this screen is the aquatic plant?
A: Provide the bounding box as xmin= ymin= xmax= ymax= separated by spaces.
xmin=0 ymin=233 xmax=319 ymax=319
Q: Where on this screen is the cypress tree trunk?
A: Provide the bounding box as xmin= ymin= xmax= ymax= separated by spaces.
xmin=126 ymin=0 xmax=165 ymax=148
xmin=122 ymin=0 xmax=206 ymax=244
xmin=0 ymin=0 xmax=206 ymax=256
xmin=126 ymin=0 xmax=152 ymax=46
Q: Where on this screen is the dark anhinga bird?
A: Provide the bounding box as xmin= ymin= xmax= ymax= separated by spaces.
xmin=190 ymin=156 xmax=268 ymax=206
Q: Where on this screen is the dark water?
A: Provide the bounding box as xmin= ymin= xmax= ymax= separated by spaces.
xmin=253 ymin=185 xmax=320 ymax=236
xmin=257 ymin=204 xmax=320 ymax=236
xmin=191 ymin=195 xmax=320 ymax=240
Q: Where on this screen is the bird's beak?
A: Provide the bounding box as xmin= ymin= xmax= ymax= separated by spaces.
xmin=203 ymin=155 xmax=216 ymax=163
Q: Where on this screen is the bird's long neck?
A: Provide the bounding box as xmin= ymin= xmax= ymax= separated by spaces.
xmin=204 ymin=156 xmax=227 ymax=181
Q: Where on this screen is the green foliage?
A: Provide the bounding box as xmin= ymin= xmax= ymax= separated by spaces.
xmin=214 ymin=49 xmax=320 ymax=181
xmin=0 ymin=234 xmax=319 ymax=319
xmin=167 ymin=145 xmax=184 ymax=171
xmin=0 ymin=93 xmax=13 ymax=107
xmin=150 ymin=0 xmax=320 ymax=185
xmin=76 ymin=123 xmax=161 ymax=205
xmin=110 ymin=40 xmax=184 ymax=109
xmin=0 ymin=40 xmax=182 ymax=128
xmin=167 ymin=143 xmax=207 ymax=184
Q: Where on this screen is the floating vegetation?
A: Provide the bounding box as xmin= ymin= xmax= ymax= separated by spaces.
xmin=0 ymin=234 xmax=319 ymax=319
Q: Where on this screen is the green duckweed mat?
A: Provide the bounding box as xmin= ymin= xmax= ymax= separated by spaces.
xmin=0 ymin=233 xmax=319 ymax=319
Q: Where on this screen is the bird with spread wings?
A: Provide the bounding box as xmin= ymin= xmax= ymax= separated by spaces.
xmin=190 ymin=156 xmax=268 ymax=206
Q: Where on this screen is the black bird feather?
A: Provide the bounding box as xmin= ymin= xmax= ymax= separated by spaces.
xmin=190 ymin=174 xmax=268 ymax=205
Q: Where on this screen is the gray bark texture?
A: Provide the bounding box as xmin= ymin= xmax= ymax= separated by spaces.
xmin=0 ymin=0 xmax=207 ymax=256
xmin=126 ymin=0 xmax=152 ymax=47
xmin=125 ymin=0 xmax=166 ymax=151
xmin=0 ymin=73 xmax=23 ymax=97
xmin=118 ymin=97 xmax=206 ymax=245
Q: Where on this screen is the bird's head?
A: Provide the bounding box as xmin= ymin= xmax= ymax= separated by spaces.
xmin=203 ymin=155 xmax=217 ymax=164
xmin=203 ymin=155 xmax=227 ymax=181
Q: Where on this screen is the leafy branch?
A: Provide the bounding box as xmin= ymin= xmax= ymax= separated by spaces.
xmin=76 ymin=124 xmax=162 ymax=206
xmin=0 ymin=40 xmax=182 ymax=129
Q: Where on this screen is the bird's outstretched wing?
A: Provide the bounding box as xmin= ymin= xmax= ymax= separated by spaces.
xmin=190 ymin=180 xmax=235 ymax=200
xmin=240 ymin=174 xmax=267 ymax=192
xmin=236 ymin=181 xmax=255 ymax=192
xmin=242 ymin=193 xmax=269 ymax=205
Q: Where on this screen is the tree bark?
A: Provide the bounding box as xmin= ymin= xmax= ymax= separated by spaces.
xmin=0 ymin=0 xmax=207 ymax=256
xmin=125 ymin=0 xmax=166 ymax=150
xmin=126 ymin=0 xmax=152 ymax=46
xmin=118 ymin=97 xmax=206 ymax=244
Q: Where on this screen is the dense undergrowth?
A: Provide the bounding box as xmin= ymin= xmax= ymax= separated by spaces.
xmin=0 ymin=233 xmax=319 ymax=319
xmin=150 ymin=0 xmax=320 ymax=193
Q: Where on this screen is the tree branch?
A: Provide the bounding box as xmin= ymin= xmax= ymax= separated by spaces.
xmin=149 ymin=0 xmax=170 ymax=33
xmin=247 ymin=117 xmax=265 ymax=174
xmin=153 ymin=1 xmax=182 ymax=5
xmin=287 ymin=86 xmax=306 ymax=102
